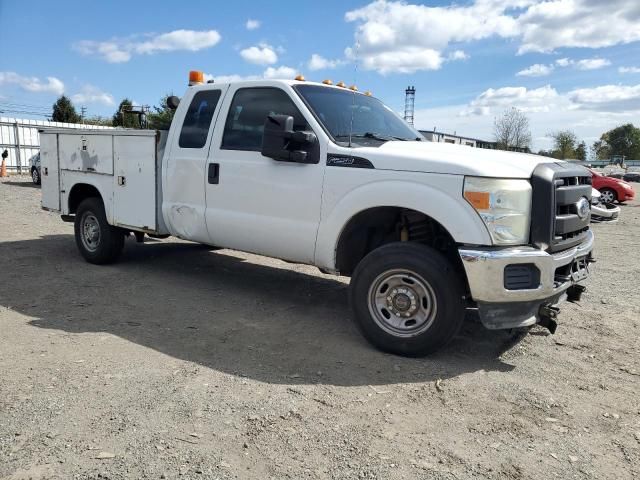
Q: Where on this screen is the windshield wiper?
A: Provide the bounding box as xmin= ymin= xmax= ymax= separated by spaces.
xmin=334 ymin=132 xmax=408 ymax=142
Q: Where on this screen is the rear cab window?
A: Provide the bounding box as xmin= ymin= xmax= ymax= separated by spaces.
xmin=179 ymin=90 xmax=222 ymax=149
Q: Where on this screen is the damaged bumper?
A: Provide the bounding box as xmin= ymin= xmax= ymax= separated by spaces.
xmin=458 ymin=230 xmax=594 ymax=330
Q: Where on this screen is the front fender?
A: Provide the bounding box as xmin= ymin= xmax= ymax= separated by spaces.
xmin=314 ymin=175 xmax=492 ymax=271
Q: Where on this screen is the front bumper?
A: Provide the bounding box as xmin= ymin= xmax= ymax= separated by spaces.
xmin=591 ymin=202 xmax=620 ymax=222
xmin=459 ymin=230 xmax=594 ymax=329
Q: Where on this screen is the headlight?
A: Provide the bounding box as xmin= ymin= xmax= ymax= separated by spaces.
xmin=463 ymin=177 xmax=532 ymax=245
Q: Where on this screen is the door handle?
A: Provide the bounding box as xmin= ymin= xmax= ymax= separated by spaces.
xmin=208 ymin=163 xmax=220 ymax=184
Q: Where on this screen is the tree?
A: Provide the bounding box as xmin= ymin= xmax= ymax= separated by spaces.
xmin=548 ymin=130 xmax=578 ymax=159
xmin=112 ymin=99 xmax=141 ymax=128
xmin=493 ymin=107 xmax=531 ymax=151
xmin=83 ymin=116 xmax=112 ymax=127
xmin=147 ymin=94 xmax=176 ymax=130
xmin=591 ymin=139 xmax=610 ymax=160
xmin=575 ymin=141 xmax=587 ymax=161
xmin=51 ymin=95 xmax=80 ymax=123
xmin=599 ymin=124 xmax=640 ymax=160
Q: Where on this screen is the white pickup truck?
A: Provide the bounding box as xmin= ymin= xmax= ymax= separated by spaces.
xmin=40 ymin=73 xmax=594 ymax=356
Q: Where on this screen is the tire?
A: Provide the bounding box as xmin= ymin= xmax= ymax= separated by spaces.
xmin=599 ymin=188 xmax=617 ymax=204
xmin=31 ymin=167 xmax=41 ymax=185
xmin=74 ymin=197 xmax=125 ymax=264
xmin=349 ymin=242 xmax=465 ymax=357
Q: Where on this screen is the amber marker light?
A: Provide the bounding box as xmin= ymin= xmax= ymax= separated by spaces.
xmin=189 ymin=70 xmax=204 ymax=86
xmin=464 ymin=191 xmax=491 ymax=210
xmin=322 ymin=79 xmax=333 ymax=85
xmin=294 ymin=74 xmax=305 ymax=81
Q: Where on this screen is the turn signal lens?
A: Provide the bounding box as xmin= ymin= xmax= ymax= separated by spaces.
xmin=189 ymin=70 xmax=204 ymax=85
xmin=464 ymin=191 xmax=490 ymax=210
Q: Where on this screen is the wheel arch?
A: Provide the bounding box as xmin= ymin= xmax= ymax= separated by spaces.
xmin=68 ymin=183 xmax=105 ymax=215
xmin=314 ymin=180 xmax=491 ymax=274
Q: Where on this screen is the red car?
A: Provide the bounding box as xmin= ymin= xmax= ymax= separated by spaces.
xmin=589 ymin=169 xmax=636 ymax=204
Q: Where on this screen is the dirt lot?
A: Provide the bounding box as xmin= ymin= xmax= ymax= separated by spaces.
xmin=0 ymin=176 xmax=638 ymax=480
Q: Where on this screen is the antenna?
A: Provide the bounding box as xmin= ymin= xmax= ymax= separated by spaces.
xmin=404 ymin=86 xmax=415 ymax=126
xmin=348 ymin=41 xmax=360 ymax=148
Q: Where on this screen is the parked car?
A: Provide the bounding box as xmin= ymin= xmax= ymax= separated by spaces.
xmin=589 ymin=169 xmax=635 ymax=203
xmin=30 ymin=153 xmax=41 ymax=185
xmin=591 ymin=188 xmax=620 ymax=223
xmin=623 ymin=172 xmax=640 ymax=183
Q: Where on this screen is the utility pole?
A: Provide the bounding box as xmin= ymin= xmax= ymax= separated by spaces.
xmin=81 ymin=106 xmax=87 ymax=124
xmin=404 ymin=86 xmax=415 ymax=126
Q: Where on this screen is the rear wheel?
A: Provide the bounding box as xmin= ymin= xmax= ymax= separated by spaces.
xmin=349 ymin=242 xmax=465 ymax=356
xmin=74 ymin=197 xmax=124 ymax=264
xmin=599 ymin=188 xmax=617 ymax=204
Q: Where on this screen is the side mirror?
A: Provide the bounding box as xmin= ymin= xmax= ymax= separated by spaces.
xmin=166 ymin=96 xmax=180 ymax=110
xmin=261 ymin=114 xmax=317 ymax=164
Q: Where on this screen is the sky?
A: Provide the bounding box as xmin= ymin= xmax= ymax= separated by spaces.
xmin=1 ymin=0 xmax=639 ymax=151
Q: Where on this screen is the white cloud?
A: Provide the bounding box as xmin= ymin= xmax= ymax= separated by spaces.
xmin=74 ymin=29 xmax=221 ymax=63
xmin=555 ymin=58 xmax=573 ymax=67
xmin=575 ymin=58 xmax=611 ymax=70
xmin=417 ymin=80 xmax=640 ymax=150
xmin=208 ymin=65 xmax=298 ymax=83
xmin=448 ymin=50 xmax=469 ymax=61
xmin=619 ymin=66 xmax=640 ymax=74
xmin=263 ymin=66 xmax=297 ymax=79
xmin=71 ymin=85 xmax=115 ymax=106
xmin=344 ymin=0 xmax=520 ymax=74
xmin=0 ymin=71 xmax=65 ymax=95
xmin=245 ymin=19 xmax=261 ymax=30
xmin=240 ymin=43 xmax=278 ymax=65
xmin=517 ymin=63 xmax=554 ymax=77
xmin=568 ymin=84 xmax=640 ymax=112
xmin=516 ymin=0 xmax=640 ymax=54
xmin=308 ymin=54 xmax=345 ymax=71
xmin=344 ymin=0 xmax=640 ymax=74
xmin=461 ymin=85 xmax=559 ymax=116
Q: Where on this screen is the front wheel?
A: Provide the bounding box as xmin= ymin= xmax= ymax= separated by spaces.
xmin=31 ymin=168 xmax=41 ymax=185
xmin=599 ymin=188 xmax=617 ymax=204
xmin=74 ymin=197 xmax=125 ymax=264
xmin=349 ymin=242 xmax=465 ymax=356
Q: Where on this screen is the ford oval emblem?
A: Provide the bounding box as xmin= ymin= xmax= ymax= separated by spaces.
xmin=576 ymin=197 xmax=590 ymax=219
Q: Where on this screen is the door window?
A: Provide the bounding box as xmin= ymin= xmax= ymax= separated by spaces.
xmin=179 ymin=90 xmax=222 ymax=149
xmin=221 ymin=88 xmax=308 ymax=151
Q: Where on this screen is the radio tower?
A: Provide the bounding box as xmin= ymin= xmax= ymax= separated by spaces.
xmin=404 ymin=86 xmax=415 ymax=125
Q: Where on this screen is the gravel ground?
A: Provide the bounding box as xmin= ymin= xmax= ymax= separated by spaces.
xmin=1 ymin=175 xmax=639 ymax=480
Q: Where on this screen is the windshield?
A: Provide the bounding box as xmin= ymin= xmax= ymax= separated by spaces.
xmin=294 ymin=85 xmax=422 ymax=147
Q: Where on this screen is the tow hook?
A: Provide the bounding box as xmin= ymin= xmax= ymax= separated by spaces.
xmin=567 ymin=284 xmax=586 ymax=303
xmin=538 ymin=305 xmax=560 ymax=334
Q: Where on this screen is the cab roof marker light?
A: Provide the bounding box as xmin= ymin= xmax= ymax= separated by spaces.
xmin=364 ymin=91 xmax=372 ymax=96
xmin=349 ymin=85 xmax=358 ymax=91
xmin=189 ymin=70 xmax=204 ymax=86
xmin=294 ymin=74 xmax=305 ymax=81
xmin=336 ymin=81 xmax=346 ymax=88
xmin=322 ymin=79 xmax=333 ymax=85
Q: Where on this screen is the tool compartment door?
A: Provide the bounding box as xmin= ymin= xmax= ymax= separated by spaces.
xmin=40 ymin=132 xmax=60 ymax=211
xmin=112 ymin=133 xmax=157 ymax=231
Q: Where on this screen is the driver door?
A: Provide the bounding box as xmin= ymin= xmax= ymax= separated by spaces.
xmin=204 ymin=86 xmax=325 ymax=264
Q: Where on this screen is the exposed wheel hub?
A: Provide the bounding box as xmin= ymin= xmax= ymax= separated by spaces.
xmin=368 ymin=269 xmax=438 ymax=338
xmin=80 ymin=213 xmax=101 ymax=252
xmin=387 ymin=287 xmax=418 ymax=317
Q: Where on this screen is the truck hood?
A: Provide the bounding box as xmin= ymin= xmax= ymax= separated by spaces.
xmin=350 ymin=141 xmax=556 ymax=178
